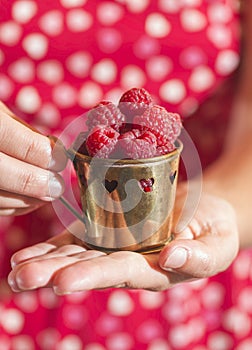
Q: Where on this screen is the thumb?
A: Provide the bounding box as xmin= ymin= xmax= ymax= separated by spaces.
xmin=159 ymin=220 xmax=239 ymax=278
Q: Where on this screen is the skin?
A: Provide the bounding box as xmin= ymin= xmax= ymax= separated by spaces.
xmin=0 ymin=102 xmax=67 ymax=215
xmin=5 ymin=0 xmax=252 ymax=294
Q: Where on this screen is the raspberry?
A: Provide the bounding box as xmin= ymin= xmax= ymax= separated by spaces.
xmin=118 ymin=129 xmax=157 ymax=159
xmin=72 ymin=131 xmax=89 ymax=155
xmin=118 ymin=87 xmax=153 ymax=121
xmin=134 ymin=105 xmax=182 ymax=147
xmin=155 ymin=142 xmax=176 ymax=156
xmin=86 ymin=101 xmax=125 ymax=131
xmin=139 ymin=178 xmax=154 ymax=192
xmin=86 ymin=125 xmax=119 ymax=158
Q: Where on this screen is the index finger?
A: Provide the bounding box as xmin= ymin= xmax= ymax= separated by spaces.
xmin=0 ymin=108 xmax=66 ymax=171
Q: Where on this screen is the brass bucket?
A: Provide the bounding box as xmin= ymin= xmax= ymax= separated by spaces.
xmin=68 ymin=140 xmax=182 ymax=253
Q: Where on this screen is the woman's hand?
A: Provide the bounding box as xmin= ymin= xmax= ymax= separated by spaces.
xmin=0 ymin=101 xmax=67 ymax=215
xmin=8 ymin=190 xmax=239 ymax=293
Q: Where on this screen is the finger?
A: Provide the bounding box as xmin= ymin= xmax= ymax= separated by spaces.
xmin=159 ymin=219 xmax=239 ymax=278
xmin=0 ymin=190 xmax=44 ymax=208
xmin=11 ymin=243 xmax=60 ymax=266
xmin=0 ymin=207 xmax=41 ymax=216
xmin=0 ymin=152 xmax=65 ymax=200
xmin=9 ymin=249 xmax=105 ymax=292
xmin=0 ymin=108 xmax=67 ymax=171
xmin=52 ymin=251 xmax=171 ymax=294
xmin=11 ymin=231 xmax=85 ymax=266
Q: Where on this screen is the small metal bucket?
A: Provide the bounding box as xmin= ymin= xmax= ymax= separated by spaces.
xmin=68 ymin=140 xmax=183 ymax=253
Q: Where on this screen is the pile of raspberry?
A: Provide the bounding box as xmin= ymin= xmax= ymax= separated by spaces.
xmin=75 ymin=88 xmax=182 ymax=159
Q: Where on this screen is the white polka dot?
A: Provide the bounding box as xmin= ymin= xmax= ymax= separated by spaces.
xmin=147 ymin=339 xmax=171 ymax=350
xmin=108 ymin=290 xmax=134 ymax=316
xmin=201 ymin=282 xmax=225 ymax=309
xmin=97 ymin=2 xmax=124 ymax=25
xmin=66 ymin=51 xmax=93 ymax=78
xmin=16 ymin=86 xmax=41 ymax=113
xmin=180 ymin=46 xmax=207 ymax=69
xmin=97 ymin=28 xmax=122 ymax=53
xmin=133 ymin=35 xmax=160 ymax=59
xmin=187 ymin=317 xmax=206 ymax=343
xmin=207 ymin=4 xmax=233 ymax=23
xmin=223 ymin=307 xmax=251 ymax=338
xmin=8 ymin=57 xmax=35 ymax=83
xmin=0 ymin=336 xmax=11 ymax=350
xmin=145 ymin=13 xmax=171 ymax=38
xmin=190 ymin=278 xmax=209 ymax=290
xmin=207 ymin=25 xmax=232 ymax=48
xmin=238 ymin=287 xmax=252 ymax=314
xmin=160 ymin=79 xmax=186 ymax=104
xmin=91 ymin=59 xmax=117 ymax=84
xmin=139 ymin=290 xmax=165 ymax=309
xmin=0 ymin=49 xmax=4 ymax=65
xmin=0 ymin=74 xmax=14 ymax=100
xmin=168 ymin=324 xmax=191 ymax=348
xmin=14 ymin=292 xmax=39 ymax=313
xmin=158 ymin=0 xmax=181 ymax=13
xmin=237 ymin=339 xmax=252 ymax=350
xmin=78 ymin=81 xmax=103 ymax=108
xmin=146 ymin=55 xmax=173 ymax=81
xmin=66 ymin=9 xmax=93 ymax=32
xmin=37 ymin=328 xmax=61 ymax=350
xmin=162 ymin=301 xmax=186 ymax=323
xmin=60 ymin=0 xmax=87 ymax=7
xmin=104 ymin=87 xmax=124 ymax=103
xmin=136 ymin=319 xmax=163 ymax=343
xmin=62 ymin=305 xmax=88 ymax=330
xmin=36 ymin=103 xmax=61 ymax=127
xmin=53 ymin=83 xmax=77 ymax=108
xmin=37 ymin=60 xmax=64 ymax=85
xmin=189 ymin=66 xmax=215 ymax=92
xmin=57 ymin=335 xmax=83 ymax=350
xmin=0 ymin=21 xmax=23 ymax=46
xmin=106 ymin=333 xmax=134 ymax=350
xmin=22 ymin=33 xmax=48 ymax=59
xmin=12 ymin=335 xmax=35 ymax=350
xmin=95 ymin=313 xmax=122 ymax=336
xmin=0 ymin=309 xmax=25 ymax=334
xmin=38 ymin=288 xmax=59 ymax=308
xmin=120 ymin=65 xmax=146 ymax=88
xmin=84 ymin=344 xmax=106 ymax=350
xmin=65 ymin=291 xmax=90 ymax=303
xmin=179 ymin=97 xmax=198 ymax=117
xmin=180 ymin=9 xmax=207 ymax=32
xmin=39 ymin=10 xmax=64 ymax=36
xmin=182 ymin=0 xmax=202 ymax=6
xmin=125 ymin=0 xmax=150 ymax=13
xmin=215 ymin=50 xmax=240 ymax=75
xmin=12 ymin=1 xmax=37 ymax=24
xmin=207 ymin=331 xmax=234 ymax=350
xmin=233 ymin=252 xmax=252 ymax=279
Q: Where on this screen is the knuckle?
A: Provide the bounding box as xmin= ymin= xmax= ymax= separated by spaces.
xmin=19 ymin=170 xmax=36 ymax=193
xmin=23 ymin=138 xmax=40 ymax=163
xmin=18 ymin=169 xmax=48 ymax=197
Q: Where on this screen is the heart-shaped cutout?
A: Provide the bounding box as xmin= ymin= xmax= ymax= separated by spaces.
xmin=139 ymin=178 xmax=154 ymax=192
xmin=104 ymin=179 xmax=118 ymax=193
xmin=169 ymin=171 xmax=177 ymax=184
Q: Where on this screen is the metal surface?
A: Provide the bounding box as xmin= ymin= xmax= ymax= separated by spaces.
xmin=68 ymin=141 xmax=183 ymax=254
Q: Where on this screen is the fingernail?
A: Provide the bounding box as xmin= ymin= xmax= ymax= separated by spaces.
xmin=47 ymin=176 xmax=64 ymax=198
xmin=163 ymin=247 xmax=188 ymax=269
xmin=47 ymin=136 xmax=68 ymax=171
xmin=8 ymin=273 xmax=19 ymax=292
